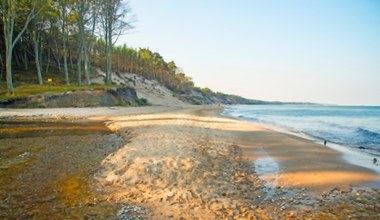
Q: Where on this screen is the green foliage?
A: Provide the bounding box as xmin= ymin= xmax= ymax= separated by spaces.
xmin=127 ymin=78 xmax=136 ymax=86
xmin=0 ymin=0 xmax=134 ymax=91
xmin=0 ymin=0 xmax=197 ymax=97
xmin=135 ymin=98 xmax=148 ymax=106
xmin=116 ymin=100 xmax=125 ymax=106
xmin=0 ymin=0 xmax=254 ymax=105
xmin=36 ymin=103 xmax=46 ymax=108
xmin=108 ymin=44 xmax=196 ymax=94
xmin=0 ymin=83 xmax=117 ymax=101
xmin=201 ymin=87 xmax=212 ymax=94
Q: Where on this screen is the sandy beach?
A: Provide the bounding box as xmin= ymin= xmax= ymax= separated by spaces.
xmin=1 ymin=105 xmax=379 ymax=219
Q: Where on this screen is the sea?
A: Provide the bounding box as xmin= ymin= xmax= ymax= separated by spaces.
xmin=222 ymin=105 xmax=380 ymax=157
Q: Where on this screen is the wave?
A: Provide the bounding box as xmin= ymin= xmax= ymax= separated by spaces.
xmin=355 ymin=128 xmax=380 ymax=144
xmin=238 ymin=115 xmax=259 ymax=122
xmin=356 ymin=127 xmax=380 ymax=138
xmin=224 ymin=105 xmax=380 ymax=153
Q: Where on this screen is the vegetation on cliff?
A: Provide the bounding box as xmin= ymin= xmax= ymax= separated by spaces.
xmin=0 ymin=0 xmax=260 ymax=105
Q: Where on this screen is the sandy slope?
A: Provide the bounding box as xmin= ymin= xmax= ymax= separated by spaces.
xmin=92 ymin=70 xmax=185 ymax=106
xmin=96 ymin=106 xmax=267 ymax=219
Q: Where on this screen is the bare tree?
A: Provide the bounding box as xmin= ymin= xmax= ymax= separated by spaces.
xmin=99 ymin=0 xmax=134 ymax=84
xmin=84 ymin=0 xmax=100 ymax=85
xmin=0 ymin=0 xmax=40 ymax=93
xmin=57 ymin=0 xmax=73 ymax=85
xmin=73 ymin=0 xmax=90 ymax=86
xmin=32 ymin=18 xmax=46 ymax=85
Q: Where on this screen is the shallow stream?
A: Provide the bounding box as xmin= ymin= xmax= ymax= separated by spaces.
xmin=0 ymin=120 xmax=126 ymax=219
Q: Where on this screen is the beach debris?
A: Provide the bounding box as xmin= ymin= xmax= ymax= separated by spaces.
xmin=287 ymin=211 xmax=296 ymax=218
xmin=117 ymin=205 xmax=147 ymax=220
xmin=0 ymin=152 xmax=32 ymax=169
xmin=209 ymin=202 xmax=223 ymax=212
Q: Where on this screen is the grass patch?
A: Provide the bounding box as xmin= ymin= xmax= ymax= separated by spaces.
xmin=135 ymin=98 xmax=148 ymax=106
xmin=0 ymin=83 xmax=118 ymax=101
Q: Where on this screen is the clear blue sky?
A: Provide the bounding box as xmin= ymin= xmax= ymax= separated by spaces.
xmin=119 ymin=0 xmax=380 ymax=105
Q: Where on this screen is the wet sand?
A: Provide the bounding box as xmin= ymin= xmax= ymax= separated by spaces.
xmin=1 ymin=106 xmax=380 ymax=219
xmin=234 ymin=126 xmax=380 ymax=193
xmin=0 ymin=120 xmax=129 ymax=219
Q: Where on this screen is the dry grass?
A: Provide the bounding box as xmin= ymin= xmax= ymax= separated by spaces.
xmin=0 ymin=65 xmax=118 ymax=100
xmin=0 ymin=83 xmax=117 ymax=100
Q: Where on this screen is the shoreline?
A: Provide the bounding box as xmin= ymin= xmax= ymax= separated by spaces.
xmin=218 ymin=109 xmax=380 ymax=193
xmin=1 ymin=106 xmax=380 ymax=218
xmin=221 ymin=110 xmax=380 ymax=175
xmin=1 ymin=105 xmax=379 ymax=191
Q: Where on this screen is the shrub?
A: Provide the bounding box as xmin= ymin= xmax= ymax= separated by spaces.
xmin=135 ymin=98 xmax=148 ymax=106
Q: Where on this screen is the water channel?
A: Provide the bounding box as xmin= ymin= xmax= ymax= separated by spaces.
xmin=0 ymin=120 xmax=125 ymax=219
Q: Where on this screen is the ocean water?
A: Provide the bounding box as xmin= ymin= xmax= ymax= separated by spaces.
xmin=222 ymin=105 xmax=380 ymax=155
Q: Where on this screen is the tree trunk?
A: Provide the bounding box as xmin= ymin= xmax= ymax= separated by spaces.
xmin=77 ymin=2 xmax=85 ymax=86
xmin=5 ymin=48 xmax=14 ymax=93
xmin=33 ymin=25 xmax=43 ymax=85
xmin=3 ymin=15 xmax=14 ymax=94
xmin=84 ymin=14 xmax=97 ymax=86
xmin=0 ymin=51 xmax=4 ymax=79
xmin=61 ymin=6 xmax=70 ymax=85
xmin=24 ymin=47 xmax=28 ymax=70
xmin=69 ymin=49 xmax=74 ymax=69
xmin=84 ymin=52 xmax=91 ymax=85
xmin=53 ymin=40 xmax=61 ymax=71
xmin=0 ymin=50 xmax=3 ymax=67
xmin=63 ymin=40 xmax=70 ymax=85
xmin=106 ymin=45 xmax=112 ymax=84
xmin=77 ymin=45 xmax=82 ymax=86
xmin=106 ymin=37 xmax=112 ymax=84
xmin=45 ymin=46 xmax=51 ymax=74
xmin=1 ymin=1 xmax=38 ymax=93
xmin=106 ymin=12 xmax=113 ymax=84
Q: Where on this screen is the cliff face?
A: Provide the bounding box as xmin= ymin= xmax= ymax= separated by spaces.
xmin=43 ymin=87 xmax=141 ymax=108
xmin=92 ymin=70 xmax=185 ymax=106
xmin=0 ymin=87 xmax=142 ymax=108
xmin=178 ymin=89 xmax=263 ymax=105
xmin=92 ymin=69 xmax=262 ymax=106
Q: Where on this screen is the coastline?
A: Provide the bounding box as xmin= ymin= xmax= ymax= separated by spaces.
xmin=219 ymin=108 xmax=379 ymax=192
xmin=1 ymin=105 xmax=379 ymax=192
xmin=1 ymin=105 xmax=380 ymax=219
xmin=222 ymin=109 xmax=380 ymax=175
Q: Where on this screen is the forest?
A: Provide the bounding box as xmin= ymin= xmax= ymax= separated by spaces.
xmin=0 ymin=0 xmax=195 ymax=96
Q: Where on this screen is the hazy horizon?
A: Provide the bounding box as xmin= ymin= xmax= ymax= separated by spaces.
xmin=120 ymin=0 xmax=380 ymax=106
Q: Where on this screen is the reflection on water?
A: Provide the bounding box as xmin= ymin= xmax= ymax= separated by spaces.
xmin=254 ymin=156 xmax=280 ymax=201
xmin=0 ymin=120 xmax=124 ymax=219
xmin=255 ymin=157 xmax=280 ymax=181
xmin=252 ymin=146 xmax=281 ymax=202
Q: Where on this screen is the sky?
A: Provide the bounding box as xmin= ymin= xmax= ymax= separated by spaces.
xmin=119 ymin=0 xmax=380 ymax=105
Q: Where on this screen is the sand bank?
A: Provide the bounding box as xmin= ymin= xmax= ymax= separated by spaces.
xmin=96 ymin=106 xmax=378 ymax=218
xmin=0 ymin=106 xmax=184 ymax=120
xmin=1 ymin=106 xmax=379 ymax=219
